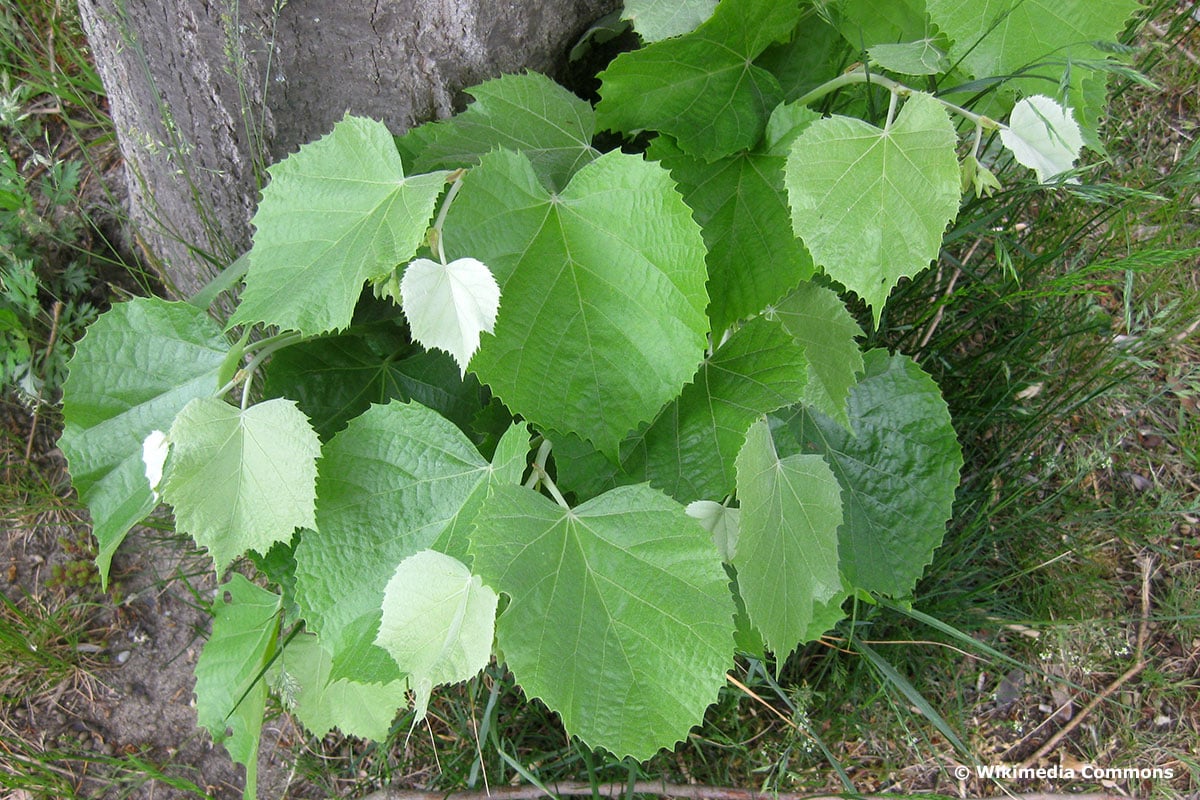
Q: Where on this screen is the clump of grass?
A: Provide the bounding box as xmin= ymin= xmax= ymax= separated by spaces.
xmin=0 ymin=1 xmax=107 ymax=130
xmin=0 ymin=0 xmax=144 ymax=412
xmin=0 ymin=735 xmax=212 ymax=799
xmin=0 ymin=591 xmax=105 ymax=701
xmin=766 ymin=5 xmax=1200 ymax=797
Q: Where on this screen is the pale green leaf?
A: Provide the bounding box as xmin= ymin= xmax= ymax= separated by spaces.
xmin=59 ymin=298 xmax=229 ymax=587
xmin=734 ymin=419 xmax=844 ymax=659
xmin=444 ymin=148 xmax=708 ymax=455
xmin=293 ymin=402 xmax=525 ymax=684
xmin=162 ymin=397 xmax=320 ymax=573
xmin=623 ymin=0 xmax=717 ymax=41
xmin=376 ymin=550 xmax=498 ymax=721
xmin=686 ymin=500 xmax=740 ymax=562
xmin=402 ymin=72 xmax=598 ymax=190
xmin=785 ymin=92 xmax=961 ymax=324
xmin=228 ymin=114 xmax=448 ymax=335
xmin=262 ymin=325 xmax=483 ymax=440
xmin=269 ymin=632 xmax=408 ymax=742
xmin=400 ymin=257 xmax=501 ymax=375
xmin=868 ymin=40 xmax=950 ymax=75
xmin=596 ymin=0 xmax=801 ymax=159
xmin=773 ymin=350 xmax=962 ymax=598
xmin=925 ymin=0 xmax=1142 ymax=137
xmin=194 ymin=574 xmax=281 ymax=800
xmin=999 ymin=95 xmax=1084 ymax=183
xmin=655 ymin=147 xmax=815 ymax=334
xmin=767 ymin=282 xmax=864 ymax=429
xmin=470 ymin=484 xmax=734 ymax=760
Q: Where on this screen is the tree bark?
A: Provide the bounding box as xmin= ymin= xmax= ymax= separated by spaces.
xmin=77 ymin=0 xmax=616 ymax=297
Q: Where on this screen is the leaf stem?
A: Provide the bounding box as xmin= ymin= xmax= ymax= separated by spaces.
xmin=432 ymin=168 xmax=468 ymax=265
xmin=793 ymin=66 xmax=1003 ymax=131
xmin=235 ymin=329 xmax=302 ymax=356
xmin=530 ymin=454 xmax=569 ymax=510
xmin=522 ymin=437 xmax=569 ymax=508
xmin=213 ymin=330 xmax=305 ymax=408
xmin=240 ymin=366 xmax=256 ymax=410
xmin=523 ymin=439 xmax=554 ymax=490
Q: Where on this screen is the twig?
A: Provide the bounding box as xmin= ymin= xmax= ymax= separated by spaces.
xmin=1016 ymin=555 xmax=1154 ymax=770
xmin=24 ymin=300 xmax=64 ymax=463
xmin=1172 ymin=315 xmax=1200 ymax=343
xmin=356 ymin=784 xmax=1129 ymax=800
xmin=722 ymin=672 xmax=799 ymax=730
xmin=1146 ymin=21 xmax=1200 ymax=66
xmin=919 ymin=237 xmax=981 ymax=350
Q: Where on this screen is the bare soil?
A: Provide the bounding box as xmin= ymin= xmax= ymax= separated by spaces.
xmin=1 ymin=401 xmax=316 ymax=799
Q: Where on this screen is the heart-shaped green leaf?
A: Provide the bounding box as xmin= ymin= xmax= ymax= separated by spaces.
xmin=773 ymin=350 xmax=962 ymax=598
xmin=229 ymin=114 xmax=448 ymax=335
xmin=785 ymin=93 xmax=960 ymax=324
xmin=470 ymin=484 xmax=734 ymax=759
xmin=163 ymin=397 xmax=320 ymax=573
xmin=400 ymin=256 xmax=501 ymax=375
xmin=445 ymin=148 xmax=709 ymax=455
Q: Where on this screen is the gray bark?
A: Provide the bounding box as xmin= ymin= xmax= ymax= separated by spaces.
xmin=77 ymin=0 xmax=616 ymax=298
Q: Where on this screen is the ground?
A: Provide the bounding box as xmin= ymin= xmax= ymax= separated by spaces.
xmin=2 ymin=402 xmax=325 ymax=798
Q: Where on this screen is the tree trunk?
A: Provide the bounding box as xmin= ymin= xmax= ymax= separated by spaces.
xmin=77 ymin=0 xmax=616 ymax=298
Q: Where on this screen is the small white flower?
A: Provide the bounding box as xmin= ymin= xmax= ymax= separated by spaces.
xmin=142 ymin=430 xmax=170 ymax=500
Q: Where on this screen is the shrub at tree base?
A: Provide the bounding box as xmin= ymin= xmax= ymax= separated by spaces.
xmin=58 ymin=0 xmax=1140 ymax=795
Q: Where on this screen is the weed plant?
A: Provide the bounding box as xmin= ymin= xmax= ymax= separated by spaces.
xmin=300 ymin=5 xmax=1197 ymax=795
xmin=0 ymin=0 xmax=134 ymax=407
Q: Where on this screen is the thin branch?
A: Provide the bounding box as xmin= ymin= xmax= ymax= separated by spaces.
xmin=432 ymin=169 xmax=467 ymax=265
xmin=357 ymin=783 xmax=1129 ymax=800
xmin=24 ymin=300 xmax=63 ymax=462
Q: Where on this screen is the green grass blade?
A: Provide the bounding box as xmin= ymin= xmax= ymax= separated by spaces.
xmin=852 ymin=637 xmax=971 ymax=758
